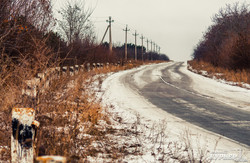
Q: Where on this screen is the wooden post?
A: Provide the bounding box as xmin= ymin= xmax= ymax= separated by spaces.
xmin=92 ymin=63 xmax=96 ymax=70
xmin=12 ymin=108 xmax=39 ymax=163
xmin=69 ymin=66 xmax=74 ymax=76
xmin=74 ymin=65 xmax=79 ymax=74
xmin=84 ymin=63 xmax=90 ymax=72
xmin=97 ymin=63 xmax=100 ymax=69
xmin=62 ymin=66 xmax=67 ymax=75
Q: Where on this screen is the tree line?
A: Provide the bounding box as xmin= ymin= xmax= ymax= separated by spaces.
xmin=0 ymin=0 xmax=169 ymax=69
xmin=192 ymin=3 xmax=249 ymax=70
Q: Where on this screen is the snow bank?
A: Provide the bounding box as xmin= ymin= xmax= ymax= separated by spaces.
xmin=181 ymin=62 xmax=250 ymax=112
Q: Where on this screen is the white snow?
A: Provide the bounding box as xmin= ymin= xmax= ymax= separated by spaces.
xmin=181 ymin=62 xmax=250 ymax=112
xmin=101 ymin=62 xmax=250 ymax=162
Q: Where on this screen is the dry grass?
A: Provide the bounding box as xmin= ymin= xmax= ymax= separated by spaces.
xmin=1 ymin=57 xmax=216 ymax=162
xmin=188 ymin=60 xmax=250 ymax=87
xmin=0 ymin=48 xmax=162 ymax=162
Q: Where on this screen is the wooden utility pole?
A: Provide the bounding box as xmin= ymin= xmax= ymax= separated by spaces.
xmin=146 ymin=39 xmax=149 ymax=60
xmin=140 ymin=35 xmax=145 ymax=61
xmin=123 ymin=25 xmax=130 ymax=61
xmin=150 ymin=40 xmax=153 ymax=60
xmin=106 ymin=16 xmax=114 ymax=52
xmin=150 ymin=40 xmax=153 ymax=52
xmin=153 ymin=42 xmax=156 ymax=53
xmin=133 ymin=30 xmax=139 ymax=61
xmin=146 ymin=39 xmax=149 ymax=53
xmin=156 ymin=44 xmax=158 ymax=54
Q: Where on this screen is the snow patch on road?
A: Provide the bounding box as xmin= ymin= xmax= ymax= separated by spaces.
xmin=133 ymin=63 xmax=171 ymax=89
xmin=133 ymin=66 xmax=149 ymax=89
xmin=150 ymin=62 xmax=173 ymax=82
xmin=168 ymin=66 xmax=182 ymax=81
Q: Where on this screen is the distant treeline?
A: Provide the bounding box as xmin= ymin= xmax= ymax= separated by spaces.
xmin=0 ymin=0 xmax=169 ymax=68
xmin=192 ymin=3 xmax=249 ymax=70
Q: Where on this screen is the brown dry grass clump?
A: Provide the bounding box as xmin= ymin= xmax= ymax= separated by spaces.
xmin=188 ymin=60 xmax=250 ymax=87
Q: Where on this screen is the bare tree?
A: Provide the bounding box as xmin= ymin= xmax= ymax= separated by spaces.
xmin=57 ymin=0 xmax=94 ymax=44
xmin=1 ymin=0 xmax=54 ymax=57
xmin=192 ymin=2 xmax=250 ymax=70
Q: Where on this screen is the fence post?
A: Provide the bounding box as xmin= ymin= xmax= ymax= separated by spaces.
xmin=92 ymin=63 xmax=96 ymax=70
xmin=80 ymin=64 xmax=84 ymax=72
xmin=86 ymin=63 xmax=90 ymax=71
xmin=75 ymin=65 xmax=79 ymax=74
xmin=96 ymin=63 xmax=100 ymax=69
xmin=11 ymin=108 xmax=39 ymax=163
xmin=69 ymin=66 xmax=74 ymax=76
xmin=62 ymin=66 xmax=67 ymax=75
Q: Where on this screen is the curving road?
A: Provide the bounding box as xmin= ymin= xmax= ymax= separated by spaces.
xmin=121 ymin=62 xmax=250 ymax=147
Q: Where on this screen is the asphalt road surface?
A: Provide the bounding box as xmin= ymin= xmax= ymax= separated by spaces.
xmin=122 ymin=62 xmax=250 ymax=147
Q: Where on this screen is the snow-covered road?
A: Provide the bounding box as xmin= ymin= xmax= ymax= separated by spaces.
xmin=101 ymin=62 xmax=250 ymax=162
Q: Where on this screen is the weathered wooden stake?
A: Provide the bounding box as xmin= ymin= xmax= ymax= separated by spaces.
xmin=74 ymin=65 xmax=79 ymax=74
xmin=87 ymin=63 xmax=91 ymax=71
xmin=69 ymin=66 xmax=74 ymax=76
xmin=11 ymin=108 xmax=38 ymax=163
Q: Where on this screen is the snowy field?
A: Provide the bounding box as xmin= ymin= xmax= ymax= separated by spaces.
xmin=101 ymin=62 xmax=250 ymax=162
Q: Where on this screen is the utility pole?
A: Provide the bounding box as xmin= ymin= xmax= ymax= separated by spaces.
xmin=150 ymin=40 xmax=153 ymax=52
xmin=146 ymin=39 xmax=149 ymax=60
xmin=106 ymin=16 xmax=114 ymax=52
xmin=150 ymin=40 xmax=153 ymax=60
xmin=159 ymin=47 xmax=161 ymax=53
xmin=140 ymin=35 xmax=145 ymax=61
xmin=153 ymin=42 xmax=156 ymax=53
xmin=156 ymin=44 xmax=158 ymax=54
xmin=123 ymin=25 xmax=130 ymax=62
xmin=146 ymin=39 xmax=149 ymax=53
xmin=133 ymin=30 xmax=139 ymax=61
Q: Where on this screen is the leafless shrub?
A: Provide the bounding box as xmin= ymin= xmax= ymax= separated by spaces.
xmin=193 ymin=2 xmax=250 ymax=70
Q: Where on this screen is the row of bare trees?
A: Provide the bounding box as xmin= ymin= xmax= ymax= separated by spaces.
xmin=0 ymin=0 xmax=169 ymax=110
xmin=192 ymin=3 xmax=250 ymax=70
xmin=0 ymin=0 xmax=170 ymax=85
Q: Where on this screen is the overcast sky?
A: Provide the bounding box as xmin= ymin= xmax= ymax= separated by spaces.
xmin=53 ymin=0 xmax=245 ymax=61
